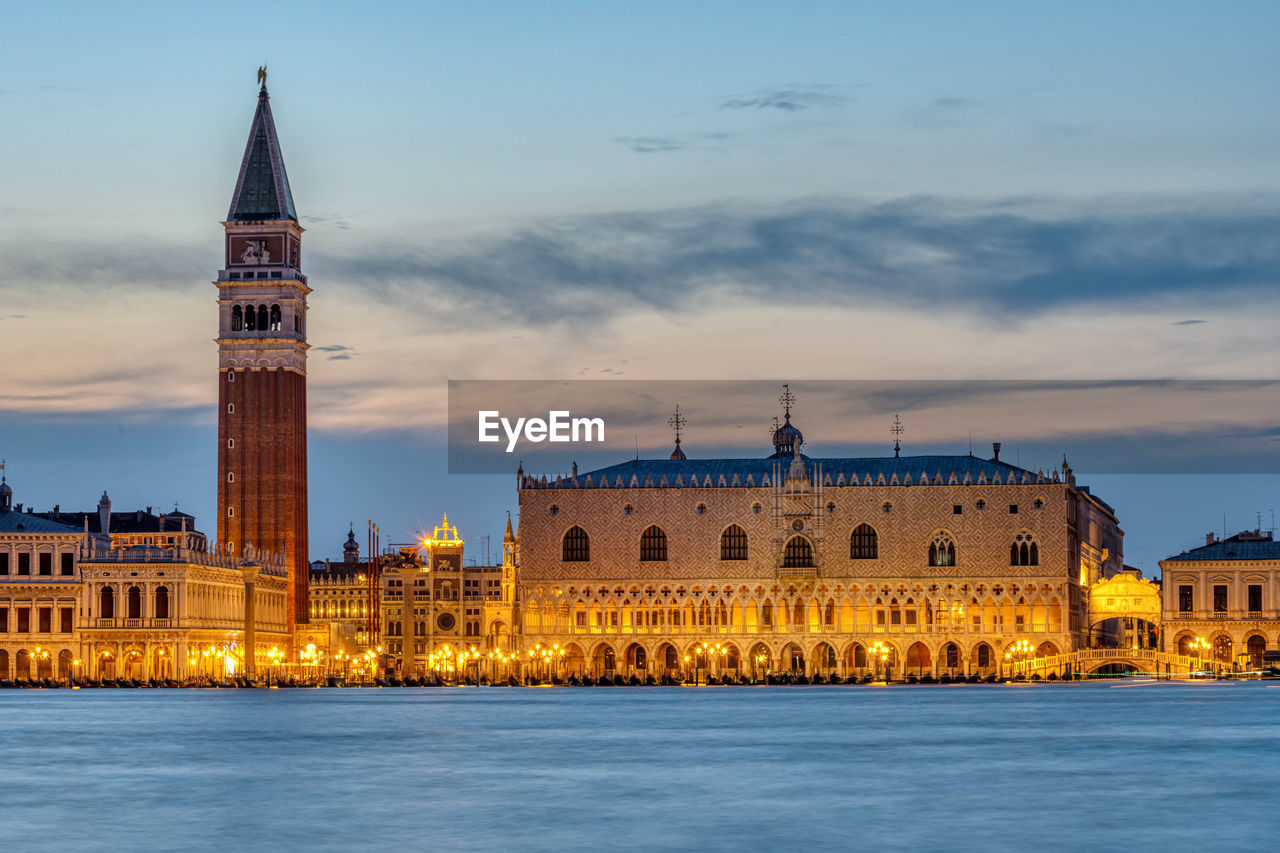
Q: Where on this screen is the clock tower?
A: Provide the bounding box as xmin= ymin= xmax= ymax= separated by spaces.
xmin=215 ymin=76 xmax=310 ymax=634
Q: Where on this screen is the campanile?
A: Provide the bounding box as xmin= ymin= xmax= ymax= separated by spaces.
xmin=215 ymin=75 xmax=310 ymax=633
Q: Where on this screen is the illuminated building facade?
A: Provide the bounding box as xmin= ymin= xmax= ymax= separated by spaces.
xmin=1160 ymin=529 xmax=1280 ymax=671
xmin=515 ymin=401 xmax=1125 ymax=681
xmin=0 ymin=475 xmax=83 ymax=682
xmin=378 ymin=516 xmax=516 ymax=676
xmin=78 ymin=544 xmax=289 ymax=681
xmin=0 ymin=475 xmax=287 ymax=682
xmin=308 ymin=529 xmax=372 ymax=656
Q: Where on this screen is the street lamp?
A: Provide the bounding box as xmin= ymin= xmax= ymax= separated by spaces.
xmin=870 ymin=641 xmax=890 ymax=682
xmin=755 ymin=653 xmax=768 ymax=684
xmin=1004 ymin=639 xmax=1035 ymax=680
xmin=1190 ymin=636 xmax=1211 ymax=677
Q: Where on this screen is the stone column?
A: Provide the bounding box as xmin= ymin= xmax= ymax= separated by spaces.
xmin=241 ymin=561 xmax=259 ymax=678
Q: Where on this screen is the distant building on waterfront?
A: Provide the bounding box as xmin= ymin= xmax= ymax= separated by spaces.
xmin=0 ymin=476 xmax=287 ymax=682
xmin=0 ymin=474 xmax=83 ymax=681
xmin=377 ymin=516 xmax=514 ymax=675
xmin=1160 ymin=529 xmax=1280 ymax=670
xmin=514 ymin=394 xmax=1126 ymax=680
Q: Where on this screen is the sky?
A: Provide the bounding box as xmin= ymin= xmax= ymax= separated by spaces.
xmin=1 ymin=1 xmax=1279 ymax=574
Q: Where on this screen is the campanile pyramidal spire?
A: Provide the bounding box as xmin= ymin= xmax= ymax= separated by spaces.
xmin=215 ymin=69 xmax=310 ymax=636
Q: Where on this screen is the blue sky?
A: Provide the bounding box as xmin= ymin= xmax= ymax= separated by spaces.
xmin=2 ymin=1 xmax=1279 ymax=572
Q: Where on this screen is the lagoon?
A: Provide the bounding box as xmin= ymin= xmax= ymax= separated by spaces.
xmin=1 ymin=682 xmax=1274 ymax=852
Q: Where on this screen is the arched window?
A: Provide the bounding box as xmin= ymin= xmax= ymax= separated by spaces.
xmin=977 ymin=644 xmax=991 ymax=667
xmin=270 ymin=304 xmax=282 ymax=331
xmin=562 ymin=526 xmax=590 ymax=562
xmin=640 ymin=526 xmax=667 ymax=562
xmin=945 ymin=643 xmax=959 ymax=668
xmin=928 ymin=533 xmax=956 ymax=567
xmin=720 ymin=525 xmax=748 ymax=560
xmin=127 ymin=586 xmax=142 ymax=619
xmin=231 ymin=305 xmax=243 ymax=331
xmin=244 ymin=304 xmax=257 ymax=331
xmin=850 ymin=524 xmax=878 ymax=559
xmin=1010 ymin=532 xmax=1039 ymax=566
xmin=257 ymin=305 xmax=269 ymax=331
xmin=155 ymin=586 xmax=169 ymax=620
xmin=100 ymin=587 xmax=115 ymax=619
xmin=783 ymin=535 xmax=814 ymax=568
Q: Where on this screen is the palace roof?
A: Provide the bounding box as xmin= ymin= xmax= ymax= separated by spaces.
xmin=0 ymin=510 xmax=81 ymax=534
xmin=1164 ymin=532 xmax=1280 ymax=562
xmin=524 ymin=455 xmax=1067 ymax=489
xmin=36 ymin=508 xmax=199 ymax=536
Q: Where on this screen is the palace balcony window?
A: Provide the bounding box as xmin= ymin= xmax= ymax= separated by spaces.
xmin=562 ymin=526 xmax=590 ymax=562
xmin=1248 ymin=584 xmax=1262 ymax=613
xmin=1010 ymin=533 xmax=1039 ymax=566
xmin=720 ymin=525 xmax=748 ymax=561
xmin=1178 ymin=585 xmax=1194 ymax=612
xmin=849 ymin=524 xmax=878 ymax=559
xmin=1213 ymin=585 xmax=1228 ymax=612
xmin=18 ymin=553 xmax=30 ymax=575
xmin=783 ymin=535 xmax=814 ymax=569
xmin=60 ymin=554 xmax=73 ymax=576
xmin=928 ymin=534 xmax=957 ymax=567
xmin=640 ymin=525 xmax=668 ymax=562
xmin=38 ymin=553 xmax=52 ymax=576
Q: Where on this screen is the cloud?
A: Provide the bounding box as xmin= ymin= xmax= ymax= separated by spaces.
xmin=612 ymin=136 xmax=687 ymax=154
xmin=301 ymin=213 xmax=353 ymax=230
xmin=313 ymin=345 xmax=353 ymax=352
xmin=718 ymin=86 xmax=846 ymax=112
xmin=1172 ymin=319 xmax=1207 ymax=325
xmin=931 ymin=96 xmax=971 ymax=109
xmin=314 ymin=194 xmax=1280 ymax=328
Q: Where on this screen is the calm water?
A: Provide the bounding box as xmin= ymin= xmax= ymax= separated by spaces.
xmin=1 ymin=682 xmax=1275 ymax=852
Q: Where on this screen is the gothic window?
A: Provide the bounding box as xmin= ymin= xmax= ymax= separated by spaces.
xmin=270 ymin=304 xmax=282 ymax=331
xmin=761 ymin=600 xmax=773 ymax=627
xmin=231 ymin=305 xmax=243 ymax=331
xmin=945 ymin=643 xmax=959 ymax=668
xmin=1010 ymin=532 xmax=1039 ymax=566
xmin=928 ymin=533 xmax=956 ymax=567
xmin=562 ymin=526 xmax=590 ymax=562
xmin=244 ymin=304 xmax=257 ymax=331
xmin=783 ymin=535 xmax=814 ymax=568
xmin=640 ymin=526 xmax=668 ymax=562
xmin=257 ymin=305 xmax=269 ymax=331
xmin=850 ymin=524 xmax=878 ymax=559
xmin=720 ymin=525 xmax=748 ymax=560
